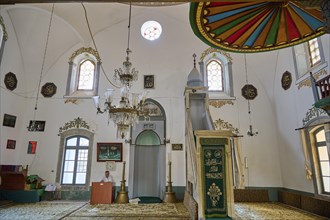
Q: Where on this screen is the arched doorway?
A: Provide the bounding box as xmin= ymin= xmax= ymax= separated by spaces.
xmin=133 ymin=130 xmax=165 ymax=198
xmin=128 ymin=99 xmax=167 ymax=199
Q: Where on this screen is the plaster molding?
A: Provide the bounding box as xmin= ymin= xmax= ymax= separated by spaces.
xmin=59 ymin=117 xmax=94 ymax=134
xmin=69 ymin=47 xmax=101 ymax=62
xmin=200 ymin=47 xmax=233 ymax=62
xmin=209 ymin=100 xmax=234 ymax=108
xmin=213 ymin=118 xmax=239 ymax=135
xmin=302 ymin=107 xmax=328 ymax=126
xmin=298 ymin=69 xmax=327 ymax=89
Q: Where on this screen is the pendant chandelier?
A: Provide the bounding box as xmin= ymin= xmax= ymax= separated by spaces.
xmin=92 ymin=2 xmax=148 ymax=139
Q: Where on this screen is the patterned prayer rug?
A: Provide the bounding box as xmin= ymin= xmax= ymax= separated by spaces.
xmin=65 ymin=203 xmax=190 ymax=219
xmin=235 ymin=202 xmax=324 ymax=220
xmin=0 ymin=201 xmax=86 ymax=220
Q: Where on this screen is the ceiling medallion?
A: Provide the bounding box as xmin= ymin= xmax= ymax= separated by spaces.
xmin=4 ymin=72 xmax=18 ymax=91
xmin=41 ymin=82 xmax=57 ymax=97
xmin=281 ymin=71 xmax=292 ymax=90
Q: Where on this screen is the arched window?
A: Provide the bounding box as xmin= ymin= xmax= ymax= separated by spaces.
xmin=293 ymin=37 xmax=326 ymax=80
xmin=61 ymin=136 xmax=90 ymax=185
xmin=200 ymin=48 xmax=234 ymax=99
xmin=206 ymin=60 xmax=223 ymax=91
xmin=313 ymin=127 xmax=330 ymax=194
xmin=301 ymin=108 xmax=330 ymax=198
xmin=65 ymin=47 xmax=101 ymax=98
xmin=56 ymin=118 xmax=94 ymax=189
xmin=77 ymin=60 xmax=95 ymax=90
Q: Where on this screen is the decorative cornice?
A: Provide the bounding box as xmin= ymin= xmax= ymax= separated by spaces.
xmin=298 ymin=69 xmax=327 ymax=89
xmin=59 ymin=117 xmax=92 ymax=133
xmin=0 ymin=15 xmax=8 ymax=41
xmin=302 ymin=107 xmax=328 ymax=126
xmin=200 ymin=47 xmax=233 ymax=62
xmin=69 ymin=47 xmax=101 ymax=62
xmin=213 ymin=118 xmax=239 ymax=135
xmin=209 ymin=100 xmax=234 ymax=108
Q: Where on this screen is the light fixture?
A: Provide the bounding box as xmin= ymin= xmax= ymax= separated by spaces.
xmin=244 ymin=54 xmax=258 ymax=137
xmin=93 ymin=2 xmax=149 ymax=139
xmin=28 ymin=4 xmax=54 ymax=131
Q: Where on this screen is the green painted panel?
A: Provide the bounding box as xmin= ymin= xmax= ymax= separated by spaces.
xmin=136 ymin=130 xmax=161 ymax=146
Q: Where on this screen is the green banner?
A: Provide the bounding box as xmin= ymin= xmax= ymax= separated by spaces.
xmin=200 ymin=138 xmax=228 ymax=218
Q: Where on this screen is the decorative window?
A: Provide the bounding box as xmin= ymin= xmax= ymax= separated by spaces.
xmin=141 ymin=20 xmax=162 ymax=41
xmin=313 ymin=127 xmax=330 ymax=194
xmin=56 ymin=118 xmax=94 ymax=189
xmin=200 ymin=48 xmax=234 ymax=99
xmin=301 ymin=108 xmax=330 ymax=198
xmin=65 ymin=47 xmax=101 ymax=98
xmin=61 ymin=136 xmax=89 ymax=185
xmin=77 ymin=60 xmax=95 ymax=90
xmin=0 ymin=15 xmax=8 ymax=67
xmin=293 ymin=37 xmax=326 ymax=80
xmin=206 ymin=60 xmax=223 ymax=91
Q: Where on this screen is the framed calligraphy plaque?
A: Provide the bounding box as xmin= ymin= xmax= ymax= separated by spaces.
xmin=281 ymin=71 xmax=292 ymax=90
xmin=241 ymin=84 xmax=257 ymax=100
xmin=144 ymin=75 xmax=154 ymax=89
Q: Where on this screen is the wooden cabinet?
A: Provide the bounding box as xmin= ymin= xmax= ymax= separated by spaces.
xmin=90 ymin=182 xmax=113 ymax=204
xmin=0 ymin=165 xmax=28 ymax=190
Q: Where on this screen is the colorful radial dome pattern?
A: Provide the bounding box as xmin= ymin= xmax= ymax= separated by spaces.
xmin=190 ymin=1 xmax=327 ymax=52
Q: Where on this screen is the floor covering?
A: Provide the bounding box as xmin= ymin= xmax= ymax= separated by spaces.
xmin=0 ymin=200 xmax=326 ymax=220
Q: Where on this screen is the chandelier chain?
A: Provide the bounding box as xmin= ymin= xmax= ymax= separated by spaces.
xmin=81 ymin=3 xmax=120 ymax=89
xmin=35 ymin=3 xmax=54 ymax=112
xmin=127 ymin=2 xmax=132 ymax=55
xmin=244 ymin=54 xmax=252 ymax=122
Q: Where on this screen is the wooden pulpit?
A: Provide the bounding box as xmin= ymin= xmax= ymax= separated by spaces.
xmin=90 ymin=182 xmax=113 ymax=204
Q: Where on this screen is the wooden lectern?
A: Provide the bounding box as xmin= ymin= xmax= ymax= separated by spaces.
xmin=90 ymin=182 xmax=113 ymax=204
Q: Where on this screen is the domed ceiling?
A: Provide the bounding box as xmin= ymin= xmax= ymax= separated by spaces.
xmin=190 ymin=1 xmax=327 ymax=53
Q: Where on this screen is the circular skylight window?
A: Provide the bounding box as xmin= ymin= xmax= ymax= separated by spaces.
xmin=141 ymin=20 xmax=162 ymax=41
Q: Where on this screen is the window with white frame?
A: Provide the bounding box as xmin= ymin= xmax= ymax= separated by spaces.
xmin=61 ymin=136 xmax=89 ymax=185
xmin=65 ymin=47 xmax=101 ymax=98
xmin=201 ymin=49 xmax=234 ymax=99
xmin=313 ymin=127 xmax=330 ymax=194
xmin=293 ymin=37 xmax=326 ymax=79
xmin=56 ymin=127 xmax=94 ymax=189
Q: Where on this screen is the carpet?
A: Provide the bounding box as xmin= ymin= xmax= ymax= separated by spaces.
xmin=65 ymin=203 xmax=190 ymax=220
xmin=0 ymin=201 xmax=86 ymax=220
xmin=234 ymin=202 xmax=324 ymax=220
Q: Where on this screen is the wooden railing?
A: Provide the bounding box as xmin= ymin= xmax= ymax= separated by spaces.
xmin=315 ymin=74 xmax=330 ymax=99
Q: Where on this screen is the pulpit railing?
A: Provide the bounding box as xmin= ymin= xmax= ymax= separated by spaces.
xmin=310 ymin=72 xmax=330 ymax=101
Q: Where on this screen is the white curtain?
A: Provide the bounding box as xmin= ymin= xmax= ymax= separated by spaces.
xmin=299 ymin=129 xmax=313 ymax=180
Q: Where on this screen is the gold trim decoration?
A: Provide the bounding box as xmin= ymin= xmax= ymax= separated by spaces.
xmin=64 ymin=98 xmax=80 ymax=104
xmin=0 ymin=15 xmax=8 ymax=41
xmin=123 ymin=2 xmax=184 ymax=6
xmin=214 ymin=118 xmax=239 ymax=135
xmin=209 ymin=100 xmax=234 ymax=108
xmin=200 ymin=47 xmax=233 ymax=62
xmin=207 ymin=183 xmax=222 ymax=207
xmin=69 ymin=47 xmax=101 ymax=62
xmin=298 ymin=69 xmax=327 ymax=89
xmin=59 ymin=117 xmax=92 ymax=133
xmin=302 ymin=107 xmax=328 ymax=126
